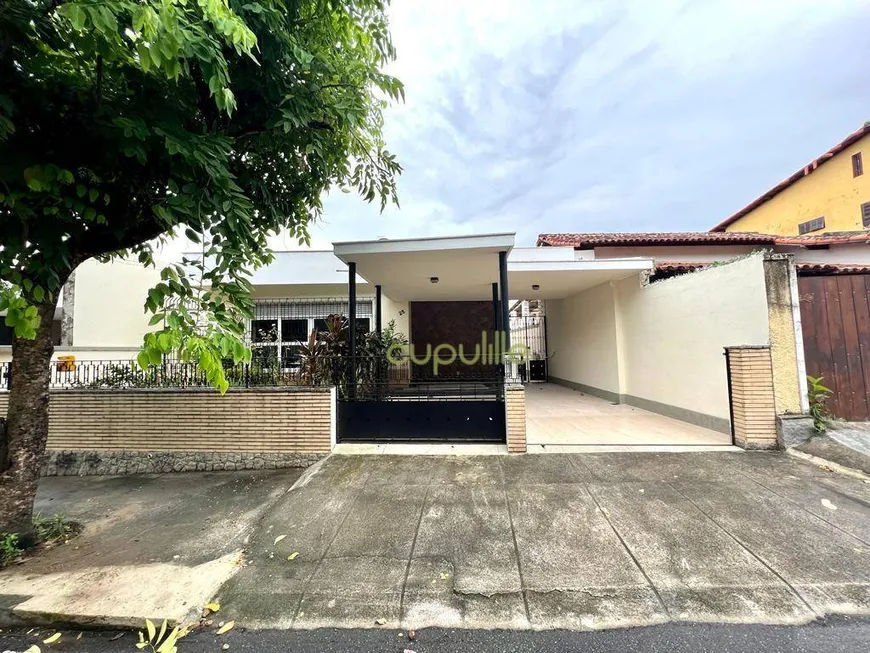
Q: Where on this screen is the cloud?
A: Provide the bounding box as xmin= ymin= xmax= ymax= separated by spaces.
xmin=158 ymin=0 xmax=870 ymax=261
xmin=316 ymin=0 xmax=870 ymax=245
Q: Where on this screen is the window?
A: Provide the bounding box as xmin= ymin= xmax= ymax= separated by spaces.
xmin=853 ymin=152 xmax=864 ymax=177
xmin=281 ymin=319 xmax=308 ymax=342
xmin=0 ymin=323 xmax=11 ymax=346
xmin=798 ymin=216 xmax=825 ymax=234
xmin=248 ymin=299 xmax=374 ymax=370
xmin=250 ymin=319 xmax=278 ymax=343
xmin=862 ymin=202 xmax=870 ymax=228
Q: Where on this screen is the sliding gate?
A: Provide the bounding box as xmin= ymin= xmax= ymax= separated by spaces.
xmin=336 ymin=357 xmax=506 ymax=443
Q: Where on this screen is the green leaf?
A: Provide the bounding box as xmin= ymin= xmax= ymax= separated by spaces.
xmin=59 ymin=3 xmax=87 ymax=31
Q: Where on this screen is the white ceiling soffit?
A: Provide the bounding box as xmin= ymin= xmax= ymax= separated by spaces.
xmin=508 ymin=259 xmax=655 ymax=300
xmin=332 ymin=233 xmax=516 ymax=302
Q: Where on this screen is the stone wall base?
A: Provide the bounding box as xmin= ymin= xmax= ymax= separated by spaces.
xmin=777 ymin=415 xmax=816 ymax=448
xmin=41 ymin=450 xmax=327 ymax=477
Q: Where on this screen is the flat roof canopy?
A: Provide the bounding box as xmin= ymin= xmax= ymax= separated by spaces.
xmin=333 ymin=233 xmax=515 ymax=301
xmin=508 ymin=259 xmax=654 ymax=299
xmin=333 ymin=235 xmax=654 ymax=301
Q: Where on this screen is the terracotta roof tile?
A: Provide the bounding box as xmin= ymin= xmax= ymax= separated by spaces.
xmin=537 ymin=231 xmax=870 ymax=249
xmin=774 ymin=232 xmax=870 ymax=246
xmin=710 ymin=123 xmax=870 ymax=232
xmin=796 ymin=262 xmax=870 ymax=274
xmin=536 ymin=232 xmax=777 ymax=248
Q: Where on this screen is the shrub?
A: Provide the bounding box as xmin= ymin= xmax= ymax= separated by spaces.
xmin=807 ymin=375 xmax=833 ymax=432
xmin=0 ymin=513 xmax=78 ymax=568
xmin=0 ymin=532 xmax=23 ymax=567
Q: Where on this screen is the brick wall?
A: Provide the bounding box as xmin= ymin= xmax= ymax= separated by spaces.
xmin=0 ymin=387 xmax=335 ymax=474
xmin=726 ymin=346 xmax=777 ymax=449
xmin=505 ymin=385 xmax=526 ymax=453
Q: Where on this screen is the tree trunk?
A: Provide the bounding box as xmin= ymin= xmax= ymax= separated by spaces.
xmin=0 ymin=298 xmax=58 ymax=544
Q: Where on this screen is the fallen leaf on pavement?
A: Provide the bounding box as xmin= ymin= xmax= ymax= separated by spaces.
xmin=439 ymin=572 xmax=448 ymax=580
xmin=23 ymin=646 xmax=41 ymax=653
xmin=408 ymin=628 xmax=416 ymax=640
xmin=43 ymin=633 xmax=61 ymax=644
xmin=205 ymin=601 xmax=221 ymax=613
xmin=274 ymin=535 xmax=286 ymax=545
xmin=223 ymin=645 xmax=230 ymax=650
xmin=287 ymin=552 xmax=299 ymax=560
xmin=375 ymin=618 xmax=386 ymax=625
xmin=77 ymin=632 xmax=83 ymax=640
xmin=216 ymin=621 xmax=235 ymax=635
xmin=108 ymin=633 xmax=124 ymax=641
xmin=821 ymin=499 xmax=838 ymax=511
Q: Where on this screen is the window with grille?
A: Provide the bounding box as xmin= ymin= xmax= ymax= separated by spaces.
xmin=798 ymin=216 xmax=825 ymax=234
xmin=248 ymin=298 xmax=374 ymax=369
xmin=853 ymin=152 xmax=863 ymax=177
xmin=862 ymin=202 xmax=870 ymax=228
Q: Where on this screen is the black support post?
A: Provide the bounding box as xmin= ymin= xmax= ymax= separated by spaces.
xmin=348 ymin=261 xmax=357 ymax=399
xmin=491 ymin=282 xmax=500 ymax=332
xmin=498 ymin=250 xmax=510 ymax=354
xmin=375 ymin=284 xmax=382 ymax=335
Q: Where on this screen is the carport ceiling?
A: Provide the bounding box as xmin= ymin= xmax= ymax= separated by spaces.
xmin=333 ymin=234 xmax=654 ymax=301
xmin=333 ymin=233 xmax=515 ymax=301
xmin=509 ymin=260 xmax=655 ymax=299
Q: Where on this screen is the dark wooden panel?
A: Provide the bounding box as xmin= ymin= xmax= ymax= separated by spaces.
xmin=836 ymin=276 xmax=866 ymax=419
xmin=409 ymin=301 xmax=498 ymax=381
xmin=825 ymin=277 xmax=855 ymax=419
xmin=798 ymin=274 xmax=870 ymax=421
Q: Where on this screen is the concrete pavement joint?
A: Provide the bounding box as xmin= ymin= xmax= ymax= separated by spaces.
xmin=584 ymin=484 xmax=672 ymax=620
xmin=398 ymin=482 xmax=431 ymax=623
xmin=738 ymin=474 xmax=870 ymax=548
xmin=502 ymin=478 xmax=532 ymax=626
xmin=289 ymin=461 xmax=374 ymax=628
xmin=665 ymin=481 xmax=819 ymax=617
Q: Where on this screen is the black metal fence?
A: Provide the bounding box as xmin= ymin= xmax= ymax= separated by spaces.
xmin=0 ymin=355 xmax=515 ymax=400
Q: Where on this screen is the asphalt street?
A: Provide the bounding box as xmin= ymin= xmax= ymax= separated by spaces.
xmin=2 ymin=617 xmax=870 ymax=653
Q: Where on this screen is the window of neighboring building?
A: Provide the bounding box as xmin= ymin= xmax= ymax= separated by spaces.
xmin=853 ymin=152 xmax=864 ymax=177
xmin=798 ymin=216 xmax=826 ymax=234
xmin=862 ymin=202 xmax=870 ymax=229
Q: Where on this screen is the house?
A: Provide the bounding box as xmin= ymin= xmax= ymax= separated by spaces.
xmin=710 ymin=123 xmax=870 ymax=235
xmin=4 ymin=231 xmax=826 ymax=461
xmin=0 ymin=257 xmax=162 ymax=364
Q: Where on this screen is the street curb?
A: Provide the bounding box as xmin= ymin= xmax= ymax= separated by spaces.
xmin=786 ymin=448 xmax=870 ymax=481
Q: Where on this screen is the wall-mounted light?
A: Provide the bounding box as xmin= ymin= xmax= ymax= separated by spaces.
xmin=532 ymin=284 xmax=540 ymax=291
xmin=430 ymin=276 xmax=439 ymax=284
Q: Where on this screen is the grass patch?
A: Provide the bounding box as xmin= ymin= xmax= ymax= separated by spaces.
xmin=0 ymin=513 xmax=81 ymax=568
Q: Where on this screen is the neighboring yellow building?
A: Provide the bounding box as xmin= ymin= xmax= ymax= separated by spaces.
xmin=711 ymin=123 xmax=870 ymax=235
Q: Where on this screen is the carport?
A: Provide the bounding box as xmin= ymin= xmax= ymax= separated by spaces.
xmin=329 ymin=234 xmax=658 ymax=446
xmin=524 ymin=383 xmax=733 ymax=448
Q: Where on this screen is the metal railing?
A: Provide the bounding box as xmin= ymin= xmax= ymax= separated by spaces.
xmin=0 ymin=355 xmax=515 ymax=401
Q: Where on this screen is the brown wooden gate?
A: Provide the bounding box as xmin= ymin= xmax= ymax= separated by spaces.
xmin=798 ymin=274 xmax=870 ymax=421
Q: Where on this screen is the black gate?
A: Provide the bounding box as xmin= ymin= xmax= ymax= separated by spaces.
xmin=336 ymin=358 xmax=506 ymax=443
xmin=510 ymin=314 xmax=548 ymax=382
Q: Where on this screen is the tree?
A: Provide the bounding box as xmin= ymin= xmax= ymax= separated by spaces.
xmin=0 ymin=0 xmax=402 ymax=540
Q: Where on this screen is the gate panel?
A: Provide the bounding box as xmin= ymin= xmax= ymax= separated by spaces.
xmin=798 ymin=274 xmax=870 ymax=421
xmin=338 ymin=400 xmax=505 ymax=442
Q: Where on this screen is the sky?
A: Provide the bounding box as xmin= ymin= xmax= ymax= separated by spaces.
xmin=175 ymin=0 xmax=870 ymax=257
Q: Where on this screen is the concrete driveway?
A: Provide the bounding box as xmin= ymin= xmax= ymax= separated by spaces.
xmin=2 ymin=452 xmax=869 ymax=632
xmin=220 ymin=452 xmax=870 ymax=630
